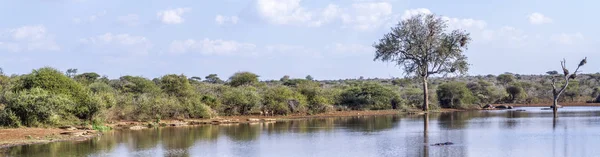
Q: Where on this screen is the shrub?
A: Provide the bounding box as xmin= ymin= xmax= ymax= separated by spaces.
xmin=159 ymin=74 xmax=193 ymax=97
xmin=339 ymin=82 xmax=401 ymax=110
xmin=296 ymin=81 xmax=333 ymax=114
xmin=436 ymin=82 xmax=476 ymax=109
xmin=262 ymin=85 xmax=307 ymax=115
xmin=221 ymin=86 xmax=262 ymax=115
xmin=3 ymin=88 xmax=76 ymax=127
xmin=227 ymin=72 xmax=259 ymax=87
xmin=0 ymin=109 xmax=21 ymax=127
xmin=112 ymin=76 xmax=160 ymax=94
xmin=12 ymin=67 xmax=100 ymax=120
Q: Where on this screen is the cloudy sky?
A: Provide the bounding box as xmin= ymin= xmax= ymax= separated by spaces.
xmin=0 ymin=0 xmax=597 ymax=80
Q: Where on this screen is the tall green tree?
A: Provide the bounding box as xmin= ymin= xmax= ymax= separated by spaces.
xmin=305 ymin=75 xmax=314 ymax=81
xmin=373 ymin=13 xmax=471 ymax=111
xmin=204 ymin=74 xmax=224 ymax=84
xmin=228 ymin=72 xmax=259 ymax=87
xmin=496 ymin=74 xmax=515 ymax=86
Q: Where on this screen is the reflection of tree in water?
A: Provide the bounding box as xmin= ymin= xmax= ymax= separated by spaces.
xmin=159 ymin=125 xmax=220 ymax=156
xmin=341 ymin=115 xmax=400 ymax=132
xmin=263 ymin=118 xmax=335 ymax=135
xmin=5 ymin=132 xmax=119 ymax=157
xmin=437 ymin=112 xmax=477 ymax=129
xmin=221 ymin=123 xmax=261 ymax=141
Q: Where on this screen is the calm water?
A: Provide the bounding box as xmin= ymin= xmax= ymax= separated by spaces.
xmin=3 ymin=107 xmax=600 ymax=157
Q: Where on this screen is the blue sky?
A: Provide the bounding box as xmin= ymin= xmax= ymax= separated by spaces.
xmin=0 ymin=0 xmax=597 ymax=80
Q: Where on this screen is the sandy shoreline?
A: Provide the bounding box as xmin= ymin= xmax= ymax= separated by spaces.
xmin=1 ymin=103 xmax=599 ymax=149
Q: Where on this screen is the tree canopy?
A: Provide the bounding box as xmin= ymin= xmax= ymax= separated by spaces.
xmin=373 ymin=13 xmax=471 ymax=111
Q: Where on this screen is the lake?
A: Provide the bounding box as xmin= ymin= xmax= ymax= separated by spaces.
xmin=3 ymin=107 xmax=600 ymax=157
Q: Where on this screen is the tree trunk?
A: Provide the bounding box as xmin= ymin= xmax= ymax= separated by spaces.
xmin=422 ymin=77 xmax=429 ymax=111
xmin=553 ymin=96 xmax=558 ymax=118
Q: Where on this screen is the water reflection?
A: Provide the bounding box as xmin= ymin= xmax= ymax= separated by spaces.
xmin=3 ymin=107 xmax=600 ymax=157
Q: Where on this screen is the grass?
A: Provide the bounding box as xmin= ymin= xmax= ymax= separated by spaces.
xmin=92 ymin=124 xmax=112 ymax=132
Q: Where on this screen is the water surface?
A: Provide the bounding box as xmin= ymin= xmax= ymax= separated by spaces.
xmin=3 ymin=107 xmax=600 ymax=157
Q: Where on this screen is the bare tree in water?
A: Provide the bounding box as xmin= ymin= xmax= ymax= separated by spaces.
xmin=373 ymin=13 xmax=472 ymax=111
xmin=547 ymin=57 xmax=587 ymax=117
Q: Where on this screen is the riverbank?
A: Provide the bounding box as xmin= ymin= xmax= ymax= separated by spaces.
xmin=0 ymin=108 xmax=462 ymax=149
xmin=0 ymin=128 xmax=100 ymax=149
xmin=2 ymin=104 xmax=598 ymax=149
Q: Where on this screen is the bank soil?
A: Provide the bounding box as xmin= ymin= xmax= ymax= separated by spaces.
xmin=0 ymin=128 xmax=100 ymax=149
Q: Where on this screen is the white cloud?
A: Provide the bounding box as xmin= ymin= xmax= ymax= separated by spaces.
xmin=341 ymin=2 xmax=393 ymax=30
xmin=157 ymin=8 xmax=191 ymax=24
xmin=169 ymin=38 xmax=256 ymax=55
xmin=255 ymin=0 xmax=395 ymax=30
xmin=400 ymin=8 xmax=431 ymax=20
xmin=528 ymin=12 xmax=553 ymax=25
xmin=551 ymin=33 xmax=584 ymax=45
xmin=215 ymin=15 xmax=239 ymax=25
xmin=117 ymin=14 xmax=140 ymax=26
xmin=73 ymin=10 xmax=107 ymax=24
xmin=80 ymin=33 xmax=152 ymax=55
xmin=255 ymin=0 xmax=316 ymax=26
xmin=0 ymin=25 xmax=60 ymax=52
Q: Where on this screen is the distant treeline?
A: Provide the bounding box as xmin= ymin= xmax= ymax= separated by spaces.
xmin=0 ymin=67 xmax=599 ymax=127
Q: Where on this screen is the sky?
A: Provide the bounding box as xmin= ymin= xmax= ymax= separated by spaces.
xmin=0 ymin=0 xmax=597 ymax=80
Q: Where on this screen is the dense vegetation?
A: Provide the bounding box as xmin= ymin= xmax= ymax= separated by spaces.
xmin=1 ymin=67 xmax=599 ymax=127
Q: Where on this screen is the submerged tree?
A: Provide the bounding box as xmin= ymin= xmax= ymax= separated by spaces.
xmin=548 ymin=57 xmax=587 ymax=117
xmin=373 ymin=13 xmax=472 ymax=111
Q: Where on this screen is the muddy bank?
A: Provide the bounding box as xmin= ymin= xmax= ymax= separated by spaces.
xmin=0 ymin=109 xmax=463 ymax=149
xmin=0 ymin=127 xmax=101 ymax=149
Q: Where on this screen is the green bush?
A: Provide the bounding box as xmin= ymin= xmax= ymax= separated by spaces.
xmin=89 ymin=82 xmax=114 ymax=93
xmin=159 ymin=74 xmax=193 ymax=97
xmin=227 ymin=72 xmax=259 ymax=87
xmin=339 ymin=82 xmax=401 ymax=110
xmin=11 ymin=67 xmax=100 ymax=120
xmin=221 ymin=86 xmax=261 ymax=115
xmin=3 ymin=88 xmax=76 ymax=127
xmin=296 ymin=81 xmax=333 ymax=114
xmin=112 ymin=76 xmax=160 ymax=94
xmin=0 ymin=109 xmax=21 ymax=127
xmin=262 ymin=85 xmax=307 ymax=115
xmin=436 ymin=82 xmax=476 ymax=109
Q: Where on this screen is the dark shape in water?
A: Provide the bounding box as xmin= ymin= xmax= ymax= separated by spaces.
xmin=431 ymin=142 xmax=454 ymax=146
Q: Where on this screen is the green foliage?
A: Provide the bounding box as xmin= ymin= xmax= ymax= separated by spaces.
xmin=497 ymin=74 xmax=515 ymax=85
xmin=305 ymin=75 xmax=314 ymax=81
xmin=75 ymin=72 xmax=101 ymax=85
xmin=436 ymin=82 xmax=476 ymax=109
xmin=228 ymin=72 xmax=259 ymax=87
xmin=282 ymin=78 xmax=309 ymax=87
xmin=204 ymin=74 xmax=224 ymax=84
xmin=89 ymin=82 xmax=114 ymax=93
xmin=467 ymin=80 xmax=505 ymax=104
xmin=112 ymin=76 xmax=160 ymax=94
xmin=339 ymin=82 xmax=401 ymax=110
xmin=159 ymin=74 xmax=193 ymax=97
xmin=262 ymin=85 xmax=307 ymax=115
xmin=400 ymin=88 xmax=423 ymax=108
xmin=280 ymin=75 xmax=290 ymax=82
xmin=296 ymin=81 xmax=333 ymax=114
xmin=221 ymin=86 xmax=261 ymax=115
xmin=11 ymin=67 xmax=100 ymax=120
xmin=506 ymin=84 xmax=526 ymax=103
xmin=0 ymin=109 xmax=21 ymax=127
xmin=3 ymin=88 xmax=76 ymax=127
